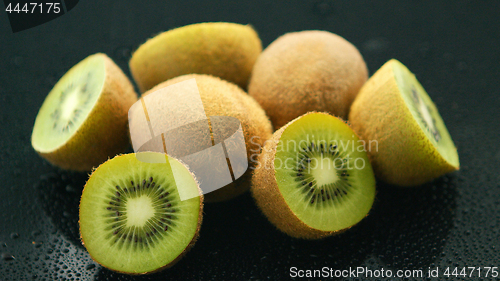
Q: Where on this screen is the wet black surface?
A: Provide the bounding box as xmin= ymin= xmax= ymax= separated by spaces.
xmin=1 ymin=0 xmax=499 ymax=280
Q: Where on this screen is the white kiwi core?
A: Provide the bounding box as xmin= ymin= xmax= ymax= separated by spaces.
xmin=310 ymin=157 xmax=339 ymax=187
xmin=125 ymin=196 xmax=156 ymax=227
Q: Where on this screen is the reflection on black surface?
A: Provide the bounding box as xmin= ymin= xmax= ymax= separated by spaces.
xmin=371 ymin=176 xmax=457 ymax=270
xmin=95 ymin=176 xmax=457 ymax=280
xmin=34 ymin=166 xmax=457 ymax=280
xmin=36 ymin=170 xmax=88 ymax=248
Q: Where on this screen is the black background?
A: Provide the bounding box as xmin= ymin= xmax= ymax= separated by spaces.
xmin=1 ymin=0 xmax=499 ymax=280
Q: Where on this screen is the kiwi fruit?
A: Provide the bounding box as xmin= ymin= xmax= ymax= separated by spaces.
xmin=348 ymin=59 xmax=460 ymax=186
xmin=251 ymin=112 xmax=376 ymax=239
xmin=79 ymin=152 xmax=203 ymax=274
xmin=248 ymin=30 xmax=368 ymax=129
xmin=128 ymin=74 xmax=272 ymax=202
xmin=129 ymin=22 xmax=262 ymax=92
xmin=31 ymin=53 xmax=137 ymax=171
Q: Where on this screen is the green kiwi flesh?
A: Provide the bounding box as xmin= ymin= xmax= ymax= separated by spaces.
xmin=31 ymin=53 xmax=138 ymax=171
xmin=274 ymin=113 xmax=376 ymax=232
xmin=392 ymin=60 xmax=459 ymax=168
xmin=32 ymin=55 xmax=104 ymax=152
xmin=79 ymin=152 xmax=203 ymax=274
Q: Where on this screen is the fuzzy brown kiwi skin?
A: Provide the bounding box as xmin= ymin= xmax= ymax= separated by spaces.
xmin=348 ymin=60 xmax=459 ymax=186
xmin=79 ymin=154 xmax=204 ymax=275
xmin=137 ymin=74 xmax=272 ymax=202
xmin=203 ymin=91 xmax=274 ymax=203
xmin=204 ymin=169 xmax=253 ymax=203
xmin=248 ymin=31 xmax=368 ymax=129
xmin=251 ymin=112 xmax=357 ymax=239
xmin=36 ymin=54 xmax=138 ymax=171
xmin=129 ymin=22 xmax=262 ymax=92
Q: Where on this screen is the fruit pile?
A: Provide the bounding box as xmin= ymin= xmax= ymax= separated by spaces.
xmin=31 ymin=22 xmax=459 ymax=275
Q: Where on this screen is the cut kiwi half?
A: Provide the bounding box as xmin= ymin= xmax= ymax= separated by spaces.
xmin=129 ymin=22 xmax=262 ymax=92
xmin=79 ymin=152 xmax=203 ymax=274
xmin=349 ymin=59 xmax=459 ymax=186
xmin=251 ymin=112 xmax=376 ymax=239
xmin=31 ymin=53 xmax=137 ymax=171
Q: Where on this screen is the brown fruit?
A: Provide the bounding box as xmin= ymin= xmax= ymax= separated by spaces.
xmin=248 ymin=30 xmax=368 ymax=129
xmin=129 ymin=74 xmax=272 ymax=202
xmin=129 ymin=22 xmax=262 ymax=92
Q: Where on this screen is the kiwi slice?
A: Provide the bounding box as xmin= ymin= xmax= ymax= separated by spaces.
xmin=251 ymin=112 xmax=376 ymax=239
xmin=31 ymin=53 xmax=138 ymax=171
xmin=79 ymin=152 xmax=203 ymax=274
xmin=129 ymin=22 xmax=262 ymax=92
xmin=129 ymin=74 xmax=273 ymax=202
xmin=248 ymin=30 xmax=368 ymax=129
xmin=348 ymin=59 xmax=460 ymax=186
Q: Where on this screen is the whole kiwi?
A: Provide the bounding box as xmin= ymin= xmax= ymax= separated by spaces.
xmin=248 ymin=30 xmax=368 ymax=129
xmin=129 ymin=74 xmax=272 ymax=202
xmin=129 ymin=22 xmax=262 ymax=92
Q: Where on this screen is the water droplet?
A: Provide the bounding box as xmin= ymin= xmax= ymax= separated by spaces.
xmin=85 ymin=264 xmax=96 ymax=270
xmin=313 ymin=0 xmax=335 ymax=16
xmin=2 ymin=253 xmax=15 ymax=261
xmin=114 ymin=46 xmax=132 ymax=62
xmin=443 ymin=52 xmax=454 ymax=62
xmin=39 ymin=173 xmax=56 ymax=181
xmin=10 ymin=233 xmax=19 ymax=239
xmin=457 ymin=61 xmax=467 ymax=72
xmin=11 ymin=56 xmax=23 ymax=66
xmin=65 ymin=184 xmax=77 ymax=193
xmin=363 ymin=38 xmax=389 ymax=53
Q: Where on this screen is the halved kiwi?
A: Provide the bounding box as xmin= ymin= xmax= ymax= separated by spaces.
xmin=248 ymin=30 xmax=368 ymax=129
xmin=129 ymin=22 xmax=262 ymax=92
xmin=31 ymin=53 xmax=137 ymax=171
xmin=79 ymin=152 xmax=203 ymax=275
xmin=251 ymin=112 xmax=376 ymax=239
xmin=348 ymin=59 xmax=460 ymax=186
